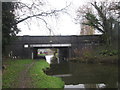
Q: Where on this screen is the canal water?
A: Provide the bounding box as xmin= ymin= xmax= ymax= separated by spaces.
xmin=45 ymin=60 xmax=118 ymax=88
xmin=45 ymin=55 xmax=54 ymax=64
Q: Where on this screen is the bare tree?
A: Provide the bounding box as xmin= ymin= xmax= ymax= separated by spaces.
xmin=14 ymin=0 xmax=70 ymax=35
xmin=76 ymin=1 xmax=119 ymax=46
xmin=108 ymin=2 xmax=120 ymax=18
xmin=75 ymin=3 xmax=95 ymax=35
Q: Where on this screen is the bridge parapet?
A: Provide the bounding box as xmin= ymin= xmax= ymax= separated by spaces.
xmin=12 ymin=35 xmax=101 ymax=44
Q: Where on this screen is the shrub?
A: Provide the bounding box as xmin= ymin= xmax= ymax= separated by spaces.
xmin=99 ymin=49 xmax=118 ymax=56
xmin=51 ymin=56 xmax=58 ymax=64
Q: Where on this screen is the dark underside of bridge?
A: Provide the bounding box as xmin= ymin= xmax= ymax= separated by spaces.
xmin=5 ymin=35 xmax=102 ymax=61
xmin=32 ymin=47 xmax=69 ymax=60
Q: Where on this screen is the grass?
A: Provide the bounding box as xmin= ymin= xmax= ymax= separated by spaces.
xmin=3 ymin=59 xmax=64 ymax=88
xmin=29 ymin=60 xmax=65 ymax=88
xmin=38 ymin=54 xmax=46 ymax=56
xmin=2 ymin=59 xmax=33 ymax=88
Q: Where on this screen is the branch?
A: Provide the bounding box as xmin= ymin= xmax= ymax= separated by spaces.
xmin=91 ymin=2 xmax=106 ymax=21
xmin=93 ymin=24 xmax=105 ymax=33
xmin=35 ymin=17 xmax=55 ymax=35
xmin=16 ymin=4 xmax=70 ymax=24
xmin=83 ymin=23 xmax=105 ymax=33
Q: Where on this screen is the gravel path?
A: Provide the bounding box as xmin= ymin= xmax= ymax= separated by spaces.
xmin=17 ymin=61 xmax=35 ymax=88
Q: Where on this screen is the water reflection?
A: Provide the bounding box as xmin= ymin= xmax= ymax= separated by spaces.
xmin=46 ymin=61 xmax=118 ymax=88
xmin=45 ymin=55 xmax=54 ymax=64
xmin=52 ymin=74 xmax=72 ymax=77
xmin=65 ymin=83 xmax=106 ymax=88
xmin=45 ymin=54 xmax=60 ymax=64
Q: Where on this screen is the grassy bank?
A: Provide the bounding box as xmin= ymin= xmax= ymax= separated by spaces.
xmin=2 ymin=59 xmax=64 ymax=88
xmin=29 ymin=60 xmax=64 ymax=88
xmin=2 ymin=59 xmax=33 ymax=88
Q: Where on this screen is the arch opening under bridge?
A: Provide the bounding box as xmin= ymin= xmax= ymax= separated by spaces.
xmin=29 ymin=44 xmax=71 ymax=62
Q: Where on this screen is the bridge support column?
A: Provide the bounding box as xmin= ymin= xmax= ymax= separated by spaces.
xmin=58 ymin=48 xmax=69 ymax=63
xmin=68 ymin=47 xmax=72 ymax=59
xmin=22 ymin=46 xmax=32 ymax=59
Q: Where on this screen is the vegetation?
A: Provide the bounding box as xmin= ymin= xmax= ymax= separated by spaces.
xmin=51 ymin=56 xmax=58 ymax=64
xmin=76 ymin=1 xmax=119 ymax=46
xmin=2 ymin=1 xmax=69 ymax=56
xmin=38 ymin=53 xmax=46 ymax=56
xmin=51 ymin=49 xmax=58 ymax=64
xmin=70 ymin=55 xmax=118 ymax=64
xmin=85 ymin=2 xmax=119 ymax=46
xmin=2 ymin=59 xmax=33 ymax=88
xmin=2 ymin=2 xmax=20 ymax=55
xmin=99 ymin=49 xmax=118 ymax=56
xmin=70 ymin=47 xmax=118 ymax=64
xmin=73 ymin=1 xmax=119 ymax=64
xmin=2 ymin=59 xmax=64 ymax=88
xmin=29 ymin=60 xmax=64 ymax=88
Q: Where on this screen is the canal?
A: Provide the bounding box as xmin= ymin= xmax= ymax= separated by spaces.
xmin=45 ymin=58 xmax=118 ymax=88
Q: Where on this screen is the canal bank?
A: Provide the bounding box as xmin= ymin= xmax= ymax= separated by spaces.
xmin=29 ymin=60 xmax=65 ymax=88
xmin=44 ymin=50 xmax=118 ymax=88
xmin=2 ymin=59 xmax=65 ymax=88
xmin=69 ymin=55 xmax=118 ymax=64
xmin=46 ymin=61 xmax=118 ymax=88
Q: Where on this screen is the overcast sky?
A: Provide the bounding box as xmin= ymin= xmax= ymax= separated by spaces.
xmin=16 ymin=0 xmax=109 ymax=36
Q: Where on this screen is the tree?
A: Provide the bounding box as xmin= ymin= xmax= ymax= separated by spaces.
xmin=15 ymin=0 xmax=69 ymax=34
xmin=87 ymin=1 xmax=119 ymax=46
xmin=2 ymin=1 xmax=69 ymax=56
xmin=108 ymin=2 xmax=120 ymax=18
xmin=76 ymin=4 xmax=95 ymax=35
xmin=76 ymin=1 xmax=119 ymax=46
xmin=2 ymin=2 xmax=19 ymax=55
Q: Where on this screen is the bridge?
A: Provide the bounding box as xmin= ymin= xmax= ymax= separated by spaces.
xmin=6 ymin=35 xmax=102 ymax=61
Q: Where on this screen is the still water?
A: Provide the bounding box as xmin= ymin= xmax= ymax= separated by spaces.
xmin=45 ymin=55 xmax=54 ymax=64
xmin=46 ymin=61 xmax=118 ymax=88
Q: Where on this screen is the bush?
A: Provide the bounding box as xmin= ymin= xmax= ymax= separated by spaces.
xmin=51 ymin=56 xmax=58 ymax=64
xmin=99 ymin=49 xmax=118 ymax=56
